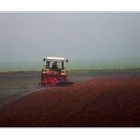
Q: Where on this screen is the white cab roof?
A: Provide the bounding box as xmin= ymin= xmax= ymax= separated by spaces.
xmin=47 ymin=56 xmax=65 ymax=62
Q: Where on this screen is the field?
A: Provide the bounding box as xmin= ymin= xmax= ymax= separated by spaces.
xmin=0 ymin=71 xmax=40 ymax=107
xmin=0 ymin=70 xmax=116 ymax=107
xmin=0 ymin=69 xmax=140 ymax=126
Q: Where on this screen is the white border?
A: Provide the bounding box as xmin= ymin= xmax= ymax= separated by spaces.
xmin=0 ymin=128 xmax=140 ymax=140
xmin=0 ymin=0 xmax=140 ymax=11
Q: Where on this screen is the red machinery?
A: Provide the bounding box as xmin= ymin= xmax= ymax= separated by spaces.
xmin=41 ymin=56 xmax=72 ymax=86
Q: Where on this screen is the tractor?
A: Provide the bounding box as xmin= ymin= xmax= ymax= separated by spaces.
xmin=41 ymin=56 xmax=73 ymax=86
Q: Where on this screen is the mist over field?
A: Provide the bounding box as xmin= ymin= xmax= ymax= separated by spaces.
xmin=0 ymin=58 xmax=140 ymax=72
xmin=0 ymin=13 xmax=140 ymax=68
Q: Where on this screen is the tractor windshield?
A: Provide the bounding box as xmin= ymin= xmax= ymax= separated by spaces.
xmin=49 ymin=61 xmax=63 ymax=69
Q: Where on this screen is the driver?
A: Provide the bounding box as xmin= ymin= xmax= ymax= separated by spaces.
xmin=52 ymin=61 xmax=58 ymax=69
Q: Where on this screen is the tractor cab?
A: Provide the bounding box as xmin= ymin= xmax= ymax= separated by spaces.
xmin=41 ymin=56 xmax=69 ymax=86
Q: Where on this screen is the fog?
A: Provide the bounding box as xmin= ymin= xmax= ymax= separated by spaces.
xmin=0 ymin=12 xmax=140 ymax=62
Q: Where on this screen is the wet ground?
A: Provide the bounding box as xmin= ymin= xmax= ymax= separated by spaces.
xmin=0 ymin=74 xmax=140 ymax=126
xmin=0 ymin=69 xmax=140 ymax=107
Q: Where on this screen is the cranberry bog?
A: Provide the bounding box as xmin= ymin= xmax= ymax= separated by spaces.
xmin=0 ymin=69 xmax=140 ymax=127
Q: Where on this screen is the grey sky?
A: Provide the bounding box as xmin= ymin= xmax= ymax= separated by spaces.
xmin=0 ymin=12 xmax=140 ymax=62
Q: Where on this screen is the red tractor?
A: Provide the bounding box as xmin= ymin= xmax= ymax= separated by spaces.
xmin=41 ymin=56 xmax=72 ymax=86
